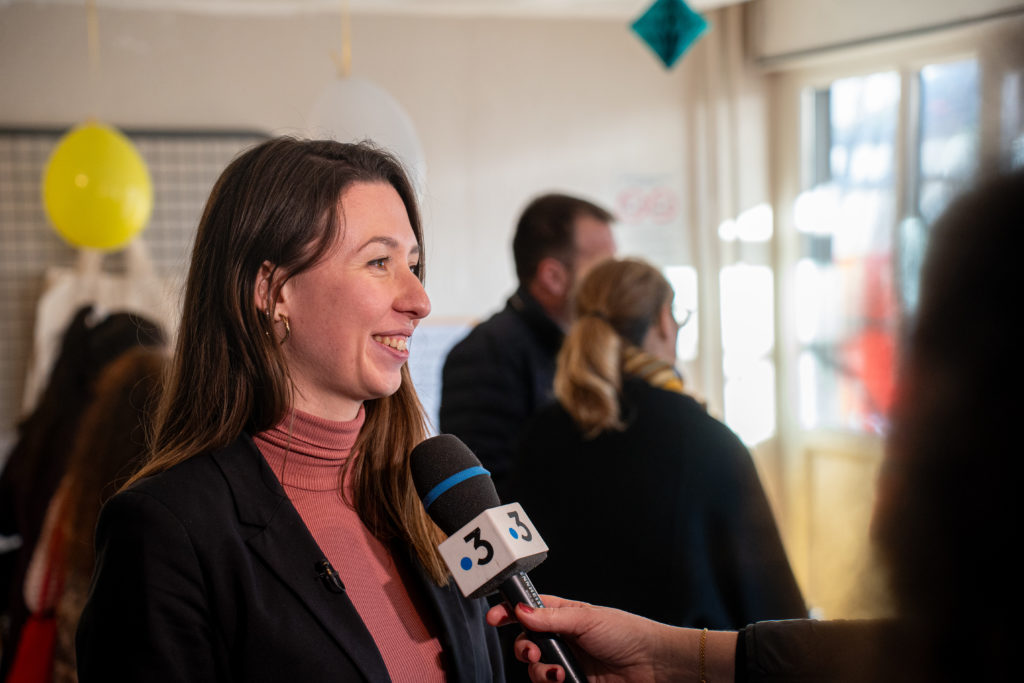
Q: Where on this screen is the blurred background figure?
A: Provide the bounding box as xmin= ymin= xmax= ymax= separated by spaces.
xmin=440 ymin=194 xmax=617 ymax=683
xmin=0 ymin=307 xmax=165 ymax=679
xmin=10 ymin=348 xmax=166 ymax=683
xmin=512 ymin=257 xmax=805 ymax=629
xmin=441 ymin=193 xmax=616 ymax=501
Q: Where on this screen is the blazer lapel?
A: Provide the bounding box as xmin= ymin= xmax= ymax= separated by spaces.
xmin=401 ymin=545 xmax=479 ymax=683
xmin=212 ymin=436 xmax=391 ymax=683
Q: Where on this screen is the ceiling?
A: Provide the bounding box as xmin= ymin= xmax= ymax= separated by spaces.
xmin=1 ymin=0 xmax=745 ymax=19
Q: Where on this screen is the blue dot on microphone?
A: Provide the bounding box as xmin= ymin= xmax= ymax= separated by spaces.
xmin=508 ymin=527 xmax=519 ymax=540
xmin=460 ymin=557 xmax=472 ymax=571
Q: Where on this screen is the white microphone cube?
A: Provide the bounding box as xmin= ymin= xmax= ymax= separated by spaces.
xmin=439 ymin=503 xmax=548 ymax=599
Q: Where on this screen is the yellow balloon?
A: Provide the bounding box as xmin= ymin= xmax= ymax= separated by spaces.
xmin=42 ymin=122 xmax=153 ymax=250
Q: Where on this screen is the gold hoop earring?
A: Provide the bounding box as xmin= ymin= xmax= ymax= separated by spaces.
xmin=277 ymin=314 xmax=291 ymax=344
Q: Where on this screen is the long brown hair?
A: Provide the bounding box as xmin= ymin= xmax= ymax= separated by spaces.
xmin=61 ymin=348 xmax=167 ymax=581
xmin=131 ymin=137 xmax=446 ymax=582
xmin=54 ymin=347 xmax=167 ymax=681
xmin=554 ymin=257 xmax=673 ymax=438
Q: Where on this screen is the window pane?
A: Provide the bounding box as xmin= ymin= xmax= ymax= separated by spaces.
xmin=720 ymin=264 xmax=774 ymax=359
xmin=720 ymin=264 xmax=775 ymax=444
xmin=830 ymin=72 xmax=900 ymax=187
xmin=794 ymin=72 xmax=900 ymax=434
xmin=664 ymin=266 xmax=699 ymax=362
xmin=917 ymin=59 xmax=980 ymax=223
xmin=899 ymin=59 xmax=980 ymax=315
xmin=1003 ymin=70 xmax=1024 ymax=169
xmin=724 ymin=358 xmax=776 ymax=446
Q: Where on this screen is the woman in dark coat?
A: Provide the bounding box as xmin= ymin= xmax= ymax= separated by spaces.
xmin=75 ymin=138 xmax=503 ymax=682
xmin=511 ymin=258 xmax=805 ymax=630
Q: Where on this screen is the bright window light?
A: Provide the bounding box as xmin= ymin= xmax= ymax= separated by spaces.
xmin=794 ymin=258 xmax=822 ymax=345
xmin=798 ymin=351 xmax=819 ymax=429
xmin=720 ymin=264 xmax=774 ymax=358
xmin=723 ymin=358 xmax=776 ymax=445
xmin=718 ymin=203 xmax=773 ymax=243
xmin=793 ymin=183 xmax=841 ymax=235
xmin=664 ymin=265 xmax=698 ymax=361
xmin=735 ymin=203 xmax=773 ymax=242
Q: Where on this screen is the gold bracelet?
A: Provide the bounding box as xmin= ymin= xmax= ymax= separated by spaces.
xmin=699 ymin=627 xmax=708 ymax=683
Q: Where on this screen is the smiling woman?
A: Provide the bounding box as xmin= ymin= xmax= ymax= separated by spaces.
xmin=74 ymin=138 xmax=503 ymax=683
xmin=267 ymin=182 xmax=431 ymax=420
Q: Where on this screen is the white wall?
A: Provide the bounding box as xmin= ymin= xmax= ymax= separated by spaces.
xmin=0 ymin=4 xmax=694 ymax=320
xmin=749 ymin=0 xmax=1024 ymax=63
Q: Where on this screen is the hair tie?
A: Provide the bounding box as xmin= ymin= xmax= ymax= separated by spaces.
xmin=582 ymin=310 xmax=609 ymax=323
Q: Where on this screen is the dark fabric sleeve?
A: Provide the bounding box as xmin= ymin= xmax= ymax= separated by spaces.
xmin=737 ymin=619 xmax=897 ymax=683
xmin=702 ymin=426 xmax=806 ymax=625
xmin=76 ymin=490 xmax=226 ymax=682
xmin=439 ymin=330 xmax=533 ymax=498
xmin=735 ymin=626 xmax=748 ymax=683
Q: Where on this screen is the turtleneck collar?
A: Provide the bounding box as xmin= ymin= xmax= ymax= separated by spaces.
xmin=253 ymin=405 xmax=366 ymax=492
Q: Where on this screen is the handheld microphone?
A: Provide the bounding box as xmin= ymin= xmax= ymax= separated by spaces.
xmin=411 ymin=434 xmax=585 ymax=683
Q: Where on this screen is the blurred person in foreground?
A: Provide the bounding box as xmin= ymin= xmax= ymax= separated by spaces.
xmin=489 ymin=170 xmax=1023 ymax=683
xmin=513 ymin=257 xmax=804 ymax=629
xmin=76 ymin=138 xmax=503 ymax=682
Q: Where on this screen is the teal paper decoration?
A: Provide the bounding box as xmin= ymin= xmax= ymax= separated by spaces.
xmin=631 ymin=0 xmax=709 ymax=69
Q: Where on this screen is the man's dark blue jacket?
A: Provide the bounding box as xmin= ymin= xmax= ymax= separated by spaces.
xmin=439 ymin=288 xmax=562 ymax=501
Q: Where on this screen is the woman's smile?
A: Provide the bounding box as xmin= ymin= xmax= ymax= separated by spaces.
xmin=373 ymin=334 xmax=410 ymax=353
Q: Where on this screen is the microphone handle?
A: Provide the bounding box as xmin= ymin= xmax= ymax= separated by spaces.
xmin=499 ymin=571 xmax=585 ymax=683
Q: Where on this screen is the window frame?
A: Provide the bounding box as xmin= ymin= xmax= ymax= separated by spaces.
xmin=763 ymin=14 xmax=1023 ymax=616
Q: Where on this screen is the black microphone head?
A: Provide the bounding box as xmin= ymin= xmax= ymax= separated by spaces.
xmin=410 ymin=434 xmax=501 ymax=535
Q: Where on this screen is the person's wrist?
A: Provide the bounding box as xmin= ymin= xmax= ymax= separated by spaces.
xmin=650 ymin=625 xmax=695 ymax=680
xmin=703 ymin=630 xmax=738 ymax=682
xmin=655 ymin=627 xmax=736 ymax=682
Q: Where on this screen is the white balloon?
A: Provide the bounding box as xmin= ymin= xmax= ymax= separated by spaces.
xmin=307 ymin=77 xmax=426 ymax=195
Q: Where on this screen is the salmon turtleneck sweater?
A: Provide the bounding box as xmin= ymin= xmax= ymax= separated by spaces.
xmin=253 ymin=407 xmax=446 ymax=682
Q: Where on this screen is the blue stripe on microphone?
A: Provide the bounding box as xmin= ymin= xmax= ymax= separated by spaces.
xmin=422 ymin=466 xmax=490 ymax=509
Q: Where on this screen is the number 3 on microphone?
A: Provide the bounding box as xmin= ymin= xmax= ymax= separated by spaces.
xmin=463 ymin=527 xmax=494 ymax=565
xmin=440 ymin=503 xmax=549 ymax=597
xmin=507 ymin=510 xmax=532 ymax=541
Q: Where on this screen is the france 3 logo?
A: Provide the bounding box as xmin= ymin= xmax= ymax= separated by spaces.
xmin=439 ymin=502 xmax=549 ymax=598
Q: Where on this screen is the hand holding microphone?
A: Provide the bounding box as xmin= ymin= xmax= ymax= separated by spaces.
xmin=411 ymin=434 xmax=585 ymax=683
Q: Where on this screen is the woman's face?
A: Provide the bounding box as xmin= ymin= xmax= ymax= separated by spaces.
xmin=276 ymin=181 xmax=430 ymax=421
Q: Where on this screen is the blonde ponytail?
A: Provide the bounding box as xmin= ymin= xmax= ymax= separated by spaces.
xmin=553 ymin=258 xmax=673 ymax=439
xmin=554 ymin=314 xmax=624 ymax=437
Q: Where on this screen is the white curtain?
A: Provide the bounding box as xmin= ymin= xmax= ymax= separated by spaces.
xmin=674 ymin=2 xmax=772 ymax=422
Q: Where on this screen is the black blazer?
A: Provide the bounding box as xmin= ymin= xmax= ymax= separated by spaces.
xmin=76 ymin=434 xmax=503 ymax=682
